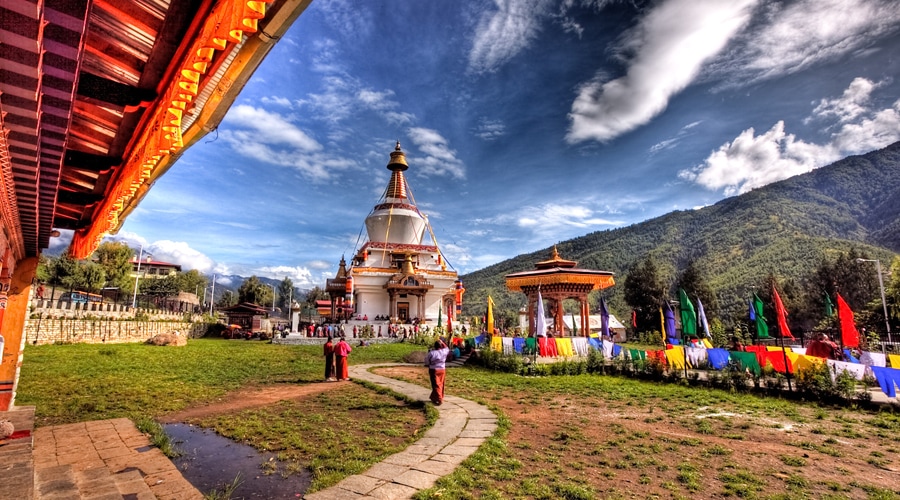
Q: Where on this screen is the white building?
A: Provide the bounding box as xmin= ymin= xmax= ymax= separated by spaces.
xmin=326 ymin=142 xmax=461 ymax=325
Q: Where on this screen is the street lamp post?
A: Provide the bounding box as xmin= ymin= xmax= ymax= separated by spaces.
xmin=132 ymin=245 xmax=143 ymax=309
xmin=856 ymin=258 xmax=892 ymax=345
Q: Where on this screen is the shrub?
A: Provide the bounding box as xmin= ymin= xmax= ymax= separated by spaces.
xmin=795 ymin=362 xmax=856 ymax=402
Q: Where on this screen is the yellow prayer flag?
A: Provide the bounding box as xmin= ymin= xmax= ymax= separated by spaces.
xmin=487 ymin=295 xmax=495 ymax=335
xmin=888 ymin=354 xmax=900 ymax=369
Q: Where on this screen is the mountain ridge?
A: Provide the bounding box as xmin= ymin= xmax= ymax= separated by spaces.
xmin=458 ymin=141 xmax=900 ymax=325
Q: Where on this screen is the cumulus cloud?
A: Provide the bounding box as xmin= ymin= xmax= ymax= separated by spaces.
xmin=260 ymin=95 xmax=293 ymax=107
xmin=220 ymin=105 xmax=356 ymax=181
xmin=406 ymin=128 xmax=466 ymax=179
xmin=103 ymin=232 xmax=218 ymax=274
xmin=254 ymin=265 xmax=317 ymax=287
xmin=680 ymin=78 xmax=900 ymax=195
xmin=810 ymin=77 xmax=881 ymax=124
xmin=711 ymin=0 xmax=900 ymax=85
xmin=566 ymin=0 xmax=757 ymax=143
xmin=678 ymin=121 xmax=838 ymax=195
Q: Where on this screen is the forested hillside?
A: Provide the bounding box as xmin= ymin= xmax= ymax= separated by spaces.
xmin=459 ymin=141 xmax=900 ymax=330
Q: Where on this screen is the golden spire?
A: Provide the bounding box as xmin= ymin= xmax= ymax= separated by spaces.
xmin=385 ymin=141 xmax=409 ymax=199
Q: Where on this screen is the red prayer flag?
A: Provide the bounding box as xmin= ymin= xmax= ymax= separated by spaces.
xmin=836 ymin=293 xmax=860 ymax=348
xmin=772 ymin=286 xmax=795 ymax=339
xmin=632 ymin=310 xmax=637 ymax=328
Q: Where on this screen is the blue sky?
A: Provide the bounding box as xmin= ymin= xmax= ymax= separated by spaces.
xmin=55 ymin=0 xmax=900 ymax=288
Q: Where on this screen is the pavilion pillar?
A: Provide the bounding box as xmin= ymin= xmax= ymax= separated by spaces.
xmin=556 ymin=297 xmax=564 ymax=336
xmin=584 ymin=300 xmax=590 ymax=337
xmin=0 ymin=257 xmax=37 ymax=411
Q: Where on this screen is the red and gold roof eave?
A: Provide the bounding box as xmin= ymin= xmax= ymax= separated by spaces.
xmin=68 ymin=0 xmax=312 ymax=259
xmin=505 ymin=268 xmax=615 ymax=292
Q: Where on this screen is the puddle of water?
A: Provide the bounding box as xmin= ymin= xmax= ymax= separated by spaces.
xmin=164 ymin=423 xmax=312 ymax=499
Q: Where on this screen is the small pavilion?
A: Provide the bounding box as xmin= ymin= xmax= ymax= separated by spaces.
xmin=506 ymin=246 xmax=615 ymax=336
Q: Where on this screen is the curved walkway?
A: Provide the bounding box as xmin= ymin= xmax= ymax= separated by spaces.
xmin=304 ymin=363 xmax=497 ymax=500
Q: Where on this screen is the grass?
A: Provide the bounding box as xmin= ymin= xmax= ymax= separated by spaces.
xmin=18 ymin=338 xmax=422 ymax=426
xmin=18 ymin=340 xmax=900 ymax=499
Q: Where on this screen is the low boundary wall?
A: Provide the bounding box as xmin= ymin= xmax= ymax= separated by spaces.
xmin=24 ymin=317 xmax=206 ymax=345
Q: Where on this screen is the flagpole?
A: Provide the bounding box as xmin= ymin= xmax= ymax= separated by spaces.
xmin=774 ymin=286 xmax=793 ymax=392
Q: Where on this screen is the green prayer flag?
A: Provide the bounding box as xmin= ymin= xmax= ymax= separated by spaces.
xmin=729 ymin=351 xmax=762 ymax=376
xmin=678 ymin=288 xmax=697 ymax=336
xmin=753 ymin=294 xmax=770 ymax=339
xmin=824 ymin=292 xmax=834 ymax=317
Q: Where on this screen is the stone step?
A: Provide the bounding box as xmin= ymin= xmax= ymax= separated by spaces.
xmin=113 ymin=469 xmax=155 ymax=500
xmin=35 ymin=464 xmax=80 ymax=500
xmin=74 ymin=466 xmax=124 ymax=500
xmin=0 ymin=406 xmax=36 ymax=500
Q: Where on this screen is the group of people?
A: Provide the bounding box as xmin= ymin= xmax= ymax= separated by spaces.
xmin=322 ymin=336 xmax=353 ymax=381
xmin=319 ymin=333 xmax=455 ymax=406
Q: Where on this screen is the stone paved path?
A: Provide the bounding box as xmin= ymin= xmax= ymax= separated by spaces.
xmin=304 ymin=363 xmax=497 ymax=500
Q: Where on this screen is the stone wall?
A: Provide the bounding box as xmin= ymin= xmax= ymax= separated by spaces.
xmin=30 ymin=299 xmax=202 ymax=321
xmin=24 ymin=317 xmax=206 ymax=345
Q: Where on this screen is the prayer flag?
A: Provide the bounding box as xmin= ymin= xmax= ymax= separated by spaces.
xmin=678 ymin=288 xmax=697 ymax=336
xmin=836 ymin=293 xmax=860 ymax=348
xmin=600 ymin=298 xmax=610 ymax=338
xmin=824 ymin=292 xmax=834 ymax=317
xmin=772 ymin=286 xmax=794 ymax=339
xmin=632 ymin=309 xmax=637 ymax=328
xmin=748 ymin=299 xmax=756 ymax=321
xmin=487 ymin=295 xmax=495 ymax=335
xmin=571 ymin=311 xmax=578 ymax=336
xmin=535 ymin=289 xmax=547 ymax=337
xmin=697 ymin=298 xmax=711 ymax=338
xmin=437 ymin=307 xmax=442 ymax=328
xmin=753 ymin=294 xmax=770 ymax=339
xmin=664 ymin=302 xmax=677 ymax=341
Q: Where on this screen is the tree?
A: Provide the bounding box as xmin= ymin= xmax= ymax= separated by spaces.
xmin=303 ymin=286 xmax=327 ymax=308
xmin=674 ymin=260 xmax=718 ymax=318
xmin=238 ymin=276 xmax=272 ymax=307
xmin=175 ymin=269 xmax=207 ymax=295
xmin=93 ymin=241 xmax=135 ymax=292
xmin=80 ymin=262 xmax=107 ymax=293
xmin=277 ymin=277 xmax=294 ymax=312
xmin=623 ymin=256 xmax=667 ymax=333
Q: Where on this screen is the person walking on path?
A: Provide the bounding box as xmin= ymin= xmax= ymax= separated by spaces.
xmin=335 ymin=336 xmax=353 ymax=381
xmin=425 ymin=339 xmax=450 ymax=405
xmin=323 ymin=336 xmax=336 ymax=381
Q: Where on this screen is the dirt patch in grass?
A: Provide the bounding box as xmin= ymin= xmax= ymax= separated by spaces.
xmin=158 ymin=381 xmax=345 ymax=423
xmin=373 ymin=365 xmax=900 ymax=499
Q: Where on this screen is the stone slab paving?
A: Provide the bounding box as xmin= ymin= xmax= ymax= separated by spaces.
xmin=304 ymin=363 xmax=497 ymax=500
xmin=33 ymin=417 xmax=201 ymax=499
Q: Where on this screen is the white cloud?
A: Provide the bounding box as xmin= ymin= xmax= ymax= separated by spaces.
xmin=220 ymin=105 xmax=356 ymax=181
xmin=260 ymin=95 xmax=293 ymax=107
xmin=103 ymin=232 xmax=217 ymax=274
xmin=406 ymin=128 xmax=466 ymax=179
xmin=712 ymin=0 xmax=900 ymax=85
xmin=254 ymin=265 xmax=317 ymax=287
xmin=467 ymin=0 xmax=555 ymax=74
xmin=223 ymin=105 xmax=321 ymax=151
xmin=475 ymin=118 xmax=506 ymax=140
xmin=679 ymin=121 xmax=838 ymax=195
xmin=681 ymin=77 xmax=900 ymax=195
xmin=567 ymin=0 xmax=757 ymax=143
xmin=516 ymin=203 xmax=622 ymax=238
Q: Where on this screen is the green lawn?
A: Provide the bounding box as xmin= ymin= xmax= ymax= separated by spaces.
xmin=17 ymin=340 xmax=900 ymax=498
xmin=17 ymin=338 xmax=423 ymax=426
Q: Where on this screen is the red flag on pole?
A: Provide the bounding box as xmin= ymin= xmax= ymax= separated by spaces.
xmin=772 ymin=286 xmax=795 ymax=339
xmin=632 ymin=310 xmax=637 ymax=328
xmin=836 ymin=293 xmax=860 ymax=348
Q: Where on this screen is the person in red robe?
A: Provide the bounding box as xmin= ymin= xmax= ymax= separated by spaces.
xmin=334 ymin=336 xmax=353 ymax=381
xmin=425 ymin=339 xmax=450 ymax=405
xmin=323 ymin=336 xmax=336 ymax=381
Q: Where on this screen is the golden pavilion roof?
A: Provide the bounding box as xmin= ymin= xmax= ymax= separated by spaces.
xmin=506 ymin=247 xmax=615 ymax=292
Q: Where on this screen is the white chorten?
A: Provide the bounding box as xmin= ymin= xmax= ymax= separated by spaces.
xmin=329 ymin=142 xmax=460 ymax=325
